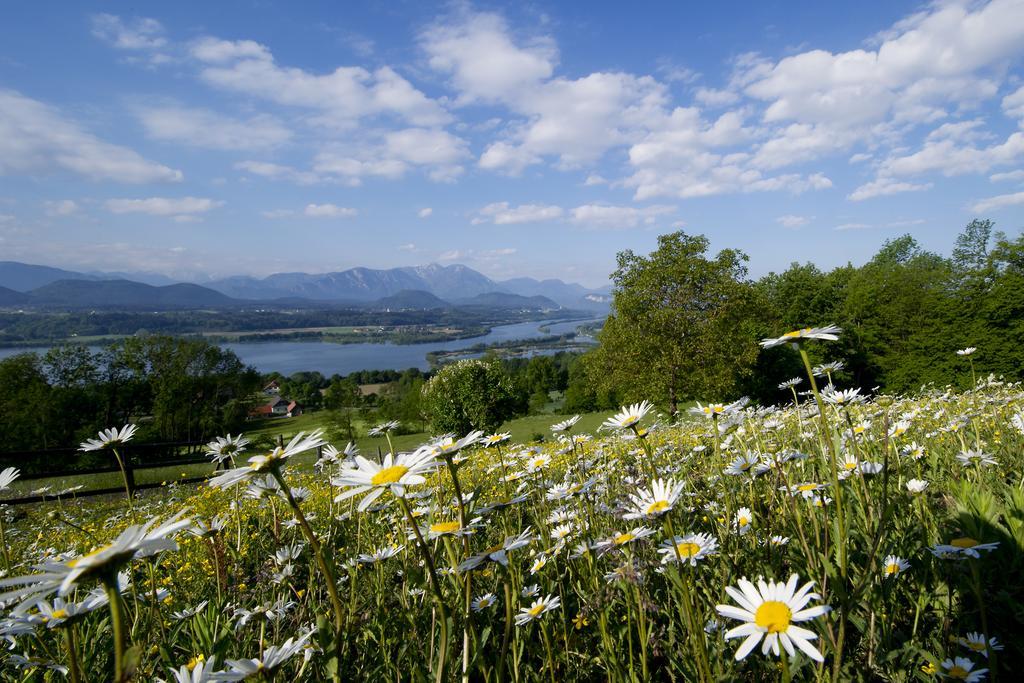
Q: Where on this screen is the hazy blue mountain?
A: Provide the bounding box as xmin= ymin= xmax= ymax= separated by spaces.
xmin=452 ymin=292 xmax=560 ymax=310
xmin=498 ymin=276 xmax=610 ymax=310
xmin=0 ymin=261 xmax=97 ymax=291
xmin=0 ymin=286 xmax=30 ymax=305
xmin=206 ymin=263 xmax=501 ymax=301
xmin=27 ymin=279 xmax=236 ymax=308
xmin=86 ymin=270 xmax=182 ymax=287
xmin=372 ymin=289 xmax=450 ymax=310
xmin=1 ymin=260 xmax=609 ymax=310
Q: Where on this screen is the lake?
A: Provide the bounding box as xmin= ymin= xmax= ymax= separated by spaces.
xmin=0 ymin=317 xmax=602 ymax=375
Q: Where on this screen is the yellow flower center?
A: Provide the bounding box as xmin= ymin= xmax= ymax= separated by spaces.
xmin=614 ymin=533 xmax=635 ymax=545
xmin=885 ymin=563 xmax=900 ymax=575
xmin=530 ymin=458 xmax=546 ymax=468
xmin=646 ymin=500 xmax=670 ymax=514
xmin=430 ymin=521 xmax=461 ymax=534
xmin=797 ymin=484 xmax=817 ymax=491
xmin=947 ymin=665 xmax=970 ymax=679
xmin=371 ymin=465 xmax=409 ymax=485
xmin=68 ymin=544 xmax=111 ymax=567
xmin=950 ymin=537 xmax=978 ymax=549
xmin=738 ymin=517 xmax=749 ymax=527
xmin=754 ymin=600 xmax=792 ymax=633
xmin=783 ymin=328 xmax=812 ymax=338
xmin=968 ymin=641 xmax=986 ymax=652
xmin=527 ymin=604 xmax=545 ymax=617
xmin=484 ymin=544 xmax=505 ymax=555
xmin=51 ymin=608 xmax=69 ymax=619
xmin=675 ymin=542 xmax=701 ymax=558
xmin=844 ymin=461 xmax=857 ymax=470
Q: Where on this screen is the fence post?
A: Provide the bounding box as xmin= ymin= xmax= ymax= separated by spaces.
xmin=124 ymin=450 xmax=136 ymax=499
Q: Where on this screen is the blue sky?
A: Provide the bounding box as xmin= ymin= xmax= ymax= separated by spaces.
xmin=1 ymin=0 xmax=1023 ymax=287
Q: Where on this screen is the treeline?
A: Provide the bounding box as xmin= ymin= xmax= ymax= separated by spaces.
xmin=578 ymin=219 xmax=1024 ymax=413
xmin=0 ymin=337 xmax=259 ymax=452
xmin=259 ymin=353 xmax=583 ymax=441
xmin=0 ymin=307 xmax=555 ymax=344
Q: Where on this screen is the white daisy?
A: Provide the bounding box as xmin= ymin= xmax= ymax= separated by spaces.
xmin=332 ymin=446 xmax=440 ymax=512
xmin=79 ymin=424 xmax=137 ymax=451
xmin=881 ymin=555 xmax=910 ymax=578
xmin=209 ymin=431 xmax=326 ymax=488
xmin=760 ymin=325 xmax=842 ymax=349
xmin=602 ymin=401 xmax=654 ymax=430
xmin=622 ymin=478 xmax=685 ymax=519
xmin=715 ymin=574 xmax=831 ymax=662
xmin=657 ymin=533 xmax=718 ymax=566
xmin=940 ymin=656 xmax=987 ymax=681
xmin=514 ymin=594 xmax=561 ymax=626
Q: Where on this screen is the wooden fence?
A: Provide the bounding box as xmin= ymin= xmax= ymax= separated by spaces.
xmin=0 ymin=440 xmax=215 ymax=505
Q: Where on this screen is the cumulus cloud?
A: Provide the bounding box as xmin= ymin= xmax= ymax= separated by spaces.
xmin=568 ymin=204 xmax=676 ymax=229
xmin=191 ymin=37 xmax=449 ymax=128
xmin=44 ymin=200 xmax=79 ymax=217
xmin=421 ymin=11 xmax=556 ymax=105
xmin=990 ymin=169 xmax=1024 ymax=182
xmin=304 ymin=203 xmax=357 ymax=218
xmin=473 ymin=202 xmax=564 ymax=225
xmin=105 ymin=197 xmax=222 ymax=216
xmin=236 ymin=161 xmax=322 ymax=185
xmin=776 ymin=214 xmax=810 ymax=228
xmin=847 ymin=178 xmax=932 ymax=201
xmin=418 ymin=208 xmax=433 ymax=218
xmin=137 ymin=105 xmax=292 ymax=151
xmin=970 ymin=191 xmax=1024 ymax=213
xmin=91 ymin=14 xmax=166 ymax=51
xmin=0 ymin=90 xmax=182 ymax=184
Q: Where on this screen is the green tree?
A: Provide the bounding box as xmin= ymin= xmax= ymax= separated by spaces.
xmin=420 ymin=359 xmax=523 ymax=434
xmin=585 ymin=231 xmax=762 ymax=416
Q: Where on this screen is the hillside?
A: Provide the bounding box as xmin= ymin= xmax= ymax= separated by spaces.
xmin=453 ymin=292 xmax=560 ymax=310
xmin=0 ymin=286 xmax=30 ymax=306
xmin=372 ymin=289 xmax=450 ymax=310
xmin=27 ymin=279 xmax=237 ymax=309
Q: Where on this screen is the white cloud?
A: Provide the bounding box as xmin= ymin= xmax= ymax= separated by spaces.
xmin=847 ymin=178 xmax=932 ymax=201
xmin=418 ymin=208 xmax=433 ymax=218
xmin=137 ymin=105 xmax=292 ymax=151
xmin=304 ymin=203 xmax=357 ymax=218
xmin=236 ymin=161 xmax=322 ymax=185
xmin=744 ymin=0 xmax=1024 ymax=128
xmin=849 ymin=152 xmax=872 ymax=164
xmin=990 ymin=169 xmax=1024 ymax=182
xmin=970 ymin=191 xmax=1024 ymax=213
xmin=473 ymin=202 xmax=564 ymax=225
xmin=1002 ymin=85 xmax=1024 ymax=122
xmin=776 ymin=214 xmax=810 ymax=228
xmin=834 ymin=222 xmax=872 ymax=231
xmin=569 ymin=204 xmax=676 ymax=229
xmin=192 ymin=38 xmax=449 ymax=128
xmin=0 ymin=90 xmax=182 ymax=184
xmin=878 ymin=132 xmax=1024 ymax=177
xmin=91 ymin=14 xmax=166 ymax=51
xmin=421 ymin=11 xmax=556 ymax=105
xmin=583 ymin=174 xmax=607 ymax=186
xmin=189 ymin=37 xmax=270 ymax=63
xmin=398 ymin=243 xmax=418 ymax=251
xmin=105 ymin=197 xmax=222 ymax=216
xmin=44 ymin=200 xmax=78 ymax=217
xmin=694 ymin=87 xmax=740 ymax=107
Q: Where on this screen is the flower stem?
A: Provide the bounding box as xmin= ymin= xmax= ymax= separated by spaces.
xmin=399 ymin=495 xmax=450 ymax=683
xmin=103 ymin=576 xmax=127 ymax=683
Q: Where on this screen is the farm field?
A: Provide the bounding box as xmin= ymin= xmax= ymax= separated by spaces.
xmin=0 ymin=339 xmax=1020 ymax=681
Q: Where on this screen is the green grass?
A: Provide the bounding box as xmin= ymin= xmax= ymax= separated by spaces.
xmin=3 ymin=409 xmax=623 ymax=502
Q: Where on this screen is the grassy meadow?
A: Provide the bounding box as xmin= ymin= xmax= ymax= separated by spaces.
xmin=0 ymin=337 xmax=1020 ymax=682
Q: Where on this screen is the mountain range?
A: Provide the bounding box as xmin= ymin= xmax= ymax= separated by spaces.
xmin=0 ymin=261 xmax=611 ymax=311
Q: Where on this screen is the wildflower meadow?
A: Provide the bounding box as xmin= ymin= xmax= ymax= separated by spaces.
xmin=0 ymin=329 xmax=1021 ymax=681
